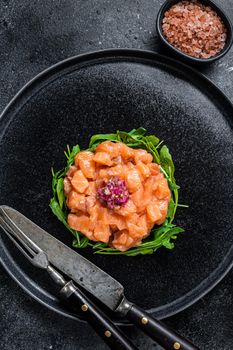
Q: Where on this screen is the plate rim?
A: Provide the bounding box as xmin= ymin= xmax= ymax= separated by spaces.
xmin=0 ymin=48 xmax=232 ymax=325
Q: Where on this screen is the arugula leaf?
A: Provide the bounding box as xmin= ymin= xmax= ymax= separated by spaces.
xmin=89 ymin=133 xmax=118 ymax=149
xmin=65 ymin=144 xmax=80 ymax=171
xmin=56 ymin=178 xmax=64 ymax=209
xmin=50 ymin=128 xmax=186 ymax=256
xmin=72 ymin=235 xmax=89 ymax=248
xmin=144 ymin=135 xmax=160 ymax=146
xmin=160 ymin=145 xmax=175 ymax=180
xmin=128 ymin=127 xmax=147 ymax=137
xmin=167 ymin=199 xmax=175 ymax=221
xmin=49 ymin=197 xmax=74 ymax=234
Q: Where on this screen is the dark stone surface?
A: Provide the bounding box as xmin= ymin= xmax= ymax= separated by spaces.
xmin=0 ymin=1 xmax=232 ymax=349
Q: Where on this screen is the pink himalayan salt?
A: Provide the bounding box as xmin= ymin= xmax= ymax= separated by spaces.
xmin=162 ymin=0 xmax=227 ymax=59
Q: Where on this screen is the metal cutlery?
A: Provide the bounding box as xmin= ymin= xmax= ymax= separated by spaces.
xmin=0 ymin=209 xmax=137 ymax=350
xmin=0 ymin=206 xmax=200 ymax=350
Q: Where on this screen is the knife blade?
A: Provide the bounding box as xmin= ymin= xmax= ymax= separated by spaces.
xmin=0 ymin=205 xmax=200 ymax=350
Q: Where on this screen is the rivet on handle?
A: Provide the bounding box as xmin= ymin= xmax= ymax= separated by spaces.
xmin=141 ymin=317 xmax=149 ymax=325
xmin=173 ymin=342 xmax=181 ymax=349
xmin=105 ymin=330 xmax=112 ymax=338
xmin=81 ymin=304 xmax=89 ymax=312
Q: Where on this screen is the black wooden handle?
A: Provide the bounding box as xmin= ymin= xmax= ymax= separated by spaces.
xmin=126 ymin=304 xmax=200 ymax=350
xmin=59 ymin=281 xmax=138 ymax=350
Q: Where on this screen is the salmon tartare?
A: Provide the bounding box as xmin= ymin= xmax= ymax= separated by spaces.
xmin=64 ymin=141 xmax=171 ymax=251
xmin=50 ymin=128 xmax=185 ymax=256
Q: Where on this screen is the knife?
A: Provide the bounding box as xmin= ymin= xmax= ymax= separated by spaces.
xmin=0 ymin=206 xmax=200 ymax=350
xmin=0 ymin=206 xmax=138 ymax=350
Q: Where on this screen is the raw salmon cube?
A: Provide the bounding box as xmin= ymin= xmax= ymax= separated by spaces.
xmin=127 ymin=222 xmax=146 ymax=239
xmin=134 ymin=149 xmax=153 ymax=164
xmin=98 ymin=168 xmax=109 ymax=180
xmin=112 ymin=155 xmax=122 ymax=165
xmin=67 ymin=191 xmax=86 ymax=212
xmin=89 ymin=203 xmax=100 ymax=226
xmin=90 ymin=207 xmax=110 ymax=242
xmin=94 ymin=222 xmax=110 ymax=243
xmin=95 ymin=141 xmax=120 ymax=158
xmin=152 ymin=179 xmax=158 ymax=192
xmin=99 ymin=165 xmax=124 ymax=180
xmin=85 ymin=181 xmax=97 ymax=196
xmin=136 ymin=161 xmax=151 ymax=180
xmin=108 ymin=213 xmax=127 ymax=231
xmin=108 ymin=165 xmax=125 ymax=178
xmin=137 ymin=214 xmax=149 ymax=237
xmin=95 ymin=178 xmax=104 ymax=189
xmin=67 ymin=213 xmax=96 ymax=240
xmin=143 ymin=177 xmax=154 ymax=206
xmin=119 ymin=143 xmax=134 ymax=160
xmin=64 ymin=178 xmax=72 ymax=196
xmin=126 ymin=169 xmax=141 ymax=193
xmin=66 ymin=165 xmax=78 ymax=179
xmin=148 ymin=163 xmax=160 ymax=175
xmin=128 ymin=213 xmax=139 ymax=225
xmin=146 ymin=203 xmax=162 ymax=222
xmin=93 ymin=152 xmax=112 ymax=166
xmin=131 ymin=186 xmax=144 ymax=208
xmin=113 ymin=230 xmax=128 ymax=245
xmin=86 ymin=196 xmax=96 ymax=214
xmin=116 ymin=199 xmax=137 ymax=216
xmin=112 ymin=230 xmax=136 ymax=251
xmin=156 ymin=200 xmax=169 ymax=225
xmin=97 ymin=207 xmax=109 ymax=222
xmin=155 ymin=179 xmax=171 ymax=199
xmin=71 ymin=170 xmax=89 ymax=193
xmin=75 ymin=151 xmax=96 ymax=179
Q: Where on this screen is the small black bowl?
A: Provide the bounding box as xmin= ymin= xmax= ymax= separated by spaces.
xmin=156 ymin=0 xmax=233 ymax=64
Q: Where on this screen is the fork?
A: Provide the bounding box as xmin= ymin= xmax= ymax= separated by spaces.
xmin=0 ymin=211 xmax=138 ymax=350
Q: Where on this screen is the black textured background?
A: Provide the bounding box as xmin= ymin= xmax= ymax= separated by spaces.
xmin=0 ymin=1 xmax=232 ymax=349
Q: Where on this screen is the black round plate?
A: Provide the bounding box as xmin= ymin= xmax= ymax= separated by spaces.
xmin=0 ymin=49 xmax=232 ymax=325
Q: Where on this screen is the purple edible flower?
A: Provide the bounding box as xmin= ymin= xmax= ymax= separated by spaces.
xmin=97 ymin=176 xmax=129 ymax=209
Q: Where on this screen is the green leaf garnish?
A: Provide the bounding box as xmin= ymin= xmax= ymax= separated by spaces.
xmin=50 ymin=128 xmax=186 ymax=256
